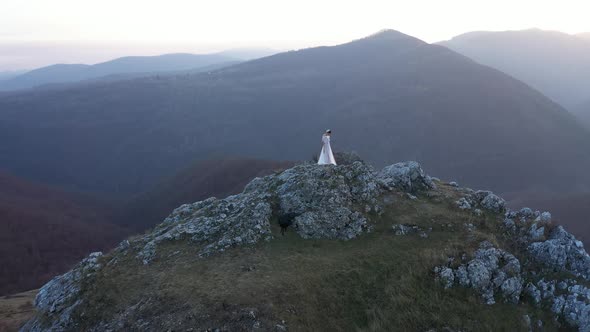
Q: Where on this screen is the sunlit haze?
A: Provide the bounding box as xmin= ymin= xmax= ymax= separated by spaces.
xmin=1 ymin=0 xmax=590 ymax=70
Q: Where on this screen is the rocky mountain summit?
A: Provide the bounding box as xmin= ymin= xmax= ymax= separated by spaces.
xmin=22 ymin=158 xmax=590 ymax=331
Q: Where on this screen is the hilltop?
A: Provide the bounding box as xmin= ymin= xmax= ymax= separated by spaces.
xmin=23 ymin=158 xmax=590 ymax=331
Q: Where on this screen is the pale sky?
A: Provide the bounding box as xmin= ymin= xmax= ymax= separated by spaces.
xmin=1 ymin=0 xmax=590 ymax=71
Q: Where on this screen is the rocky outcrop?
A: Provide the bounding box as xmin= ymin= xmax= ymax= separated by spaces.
xmin=377 ymin=161 xmax=435 ymax=193
xmin=525 ymin=278 xmax=590 ymax=331
xmin=435 ymin=242 xmax=523 ymax=305
xmin=528 ymin=226 xmax=590 ymax=280
xmin=135 ymin=160 xmax=436 ymax=263
xmin=21 ymin=252 xmax=103 ymax=332
xmin=454 ymin=190 xmax=506 ymax=214
xmin=276 ymin=162 xmax=381 ymax=240
xmin=137 ymin=187 xmax=274 ymax=263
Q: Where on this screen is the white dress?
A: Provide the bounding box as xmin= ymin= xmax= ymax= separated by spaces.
xmin=317 ymin=134 xmax=337 ymax=165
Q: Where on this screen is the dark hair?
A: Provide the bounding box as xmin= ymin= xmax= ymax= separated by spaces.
xmin=326 ymin=130 xmax=332 ymax=134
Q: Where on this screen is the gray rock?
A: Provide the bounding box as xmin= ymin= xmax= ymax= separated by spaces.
xmin=528 ymin=222 xmax=546 ymax=241
xmin=525 ymin=283 xmax=542 ymax=305
xmin=478 ymin=192 xmax=506 ymax=213
xmin=392 ymin=224 xmax=422 ymax=236
xmin=456 ymin=198 xmax=472 ymax=210
xmin=21 ymin=252 xmax=103 ymax=332
xmin=501 ymin=277 xmax=523 ymax=303
xmin=503 ymin=218 xmax=516 ymax=231
xmin=378 ymin=161 xmax=435 ymax=193
xmin=276 ymin=162 xmax=381 ymax=240
xmin=528 ymin=226 xmax=590 ymax=280
xmin=455 ymin=265 xmax=470 ymax=287
xmin=436 ymin=243 xmax=523 ymax=305
xmin=138 ymin=182 xmax=274 ymax=263
xmin=463 ymin=190 xmax=506 ymax=213
xmin=449 ymin=181 xmax=459 ymax=187
xmin=520 ymin=207 xmax=535 ymax=219
xmin=438 ymin=267 xmax=455 ymax=289
xmin=540 ymin=211 xmax=552 ymax=223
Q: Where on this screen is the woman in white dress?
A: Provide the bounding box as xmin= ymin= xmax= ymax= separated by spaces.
xmin=317 ymin=129 xmax=337 ymax=165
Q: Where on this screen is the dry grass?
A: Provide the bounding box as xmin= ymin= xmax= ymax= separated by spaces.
xmin=0 ymin=289 xmax=37 ymax=332
xmin=67 ymin=188 xmax=559 ymax=331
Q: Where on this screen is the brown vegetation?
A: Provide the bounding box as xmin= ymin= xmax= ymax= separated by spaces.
xmin=0 ymin=170 xmax=126 ymax=296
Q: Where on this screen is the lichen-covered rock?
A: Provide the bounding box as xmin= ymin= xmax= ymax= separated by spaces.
xmin=537 ymin=212 xmax=552 ymax=223
xmin=378 ymin=161 xmax=435 ymax=193
xmin=435 ymin=266 xmax=455 ymax=289
xmin=276 ymin=162 xmax=381 ymax=240
xmin=528 ymin=226 xmax=590 ymax=280
xmin=137 ymin=179 xmax=275 ymax=263
xmin=435 ymin=243 xmax=523 ymax=305
xmin=456 ymin=198 xmax=472 ymax=210
xmin=525 ymin=282 xmax=542 ymax=305
xmin=476 ymin=191 xmax=506 ymax=213
xmin=456 ymin=190 xmax=505 ymax=214
xmin=21 ymin=252 xmax=103 ymax=332
xmin=528 ymin=278 xmax=590 ymax=331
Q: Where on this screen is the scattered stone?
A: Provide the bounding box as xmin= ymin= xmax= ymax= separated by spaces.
xmin=477 ymin=191 xmax=506 ymax=213
xmin=435 ymin=267 xmax=455 ymax=289
xmin=392 ymin=224 xmax=420 ymax=236
xmin=435 ymin=243 xmax=523 ymax=305
xmin=456 ymin=198 xmax=472 ymax=210
xmin=449 ymin=181 xmax=459 ymax=187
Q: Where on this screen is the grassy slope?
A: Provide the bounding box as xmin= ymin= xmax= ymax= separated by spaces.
xmin=69 ymin=183 xmax=562 ymax=331
xmin=0 ymin=290 xmax=37 ymax=332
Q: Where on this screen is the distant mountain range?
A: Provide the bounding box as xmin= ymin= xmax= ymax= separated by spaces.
xmin=577 ymin=32 xmax=590 ymax=40
xmin=2 ymin=30 xmax=590 ymax=196
xmin=0 ymin=70 xmax=28 ymax=81
xmin=439 ymin=29 xmax=590 ymax=117
xmin=0 ymin=53 xmax=241 ymax=91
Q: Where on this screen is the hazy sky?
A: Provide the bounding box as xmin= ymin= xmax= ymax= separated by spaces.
xmin=1 ymin=0 xmax=590 ymax=70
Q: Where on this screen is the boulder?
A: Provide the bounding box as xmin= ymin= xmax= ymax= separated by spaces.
xmin=378 ymin=161 xmax=435 ymax=193
xmin=528 ymin=226 xmax=590 ymax=280
xmin=21 ymin=252 xmax=103 ymax=332
xmin=435 ymin=243 xmax=523 ymax=305
xmin=276 ymin=162 xmax=381 ymax=239
xmin=455 ymin=198 xmax=472 ymax=210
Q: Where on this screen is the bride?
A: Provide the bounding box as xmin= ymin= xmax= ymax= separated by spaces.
xmin=317 ymin=129 xmax=337 ymax=165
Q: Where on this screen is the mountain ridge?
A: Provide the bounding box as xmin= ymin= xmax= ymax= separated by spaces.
xmin=1 ymin=30 xmax=590 ymax=197
xmin=0 ymin=53 xmax=238 ymax=91
xmin=439 ymin=28 xmax=590 ymax=110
